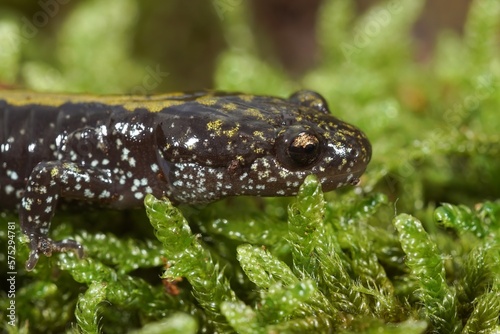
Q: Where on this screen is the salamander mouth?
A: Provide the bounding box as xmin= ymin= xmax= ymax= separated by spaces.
xmin=342 ymin=165 xmax=367 ymax=185
xmin=346 ymin=166 xmax=367 ymax=185
xmin=318 ymin=162 xmax=369 ymax=192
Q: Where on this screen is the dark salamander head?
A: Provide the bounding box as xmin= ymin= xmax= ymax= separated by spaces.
xmin=155 ymin=90 xmax=372 ymax=203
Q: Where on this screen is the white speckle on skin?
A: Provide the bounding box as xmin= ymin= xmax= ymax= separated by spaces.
xmin=23 ymin=197 xmax=33 ymax=211
xmin=5 ymin=185 xmax=14 ymax=195
xmin=185 ymin=137 xmax=199 ymax=150
xmin=121 ymin=148 xmax=130 ymax=161
xmin=6 ymin=170 xmax=19 ymax=180
xmin=84 ymin=189 xmax=95 ymax=198
xmin=99 ymin=190 xmax=111 ymax=198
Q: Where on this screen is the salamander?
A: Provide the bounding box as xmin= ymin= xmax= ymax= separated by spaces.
xmin=0 ymin=90 xmax=372 ymax=270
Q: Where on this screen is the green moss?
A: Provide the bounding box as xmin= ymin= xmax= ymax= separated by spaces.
xmin=1 ymin=0 xmax=500 ymax=332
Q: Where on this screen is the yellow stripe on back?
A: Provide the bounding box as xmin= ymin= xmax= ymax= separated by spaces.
xmin=0 ymin=90 xmax=191 ymax=112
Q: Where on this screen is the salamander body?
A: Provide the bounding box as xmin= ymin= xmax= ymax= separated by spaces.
xmin=0 ymin=90 xmax=371 ymax=270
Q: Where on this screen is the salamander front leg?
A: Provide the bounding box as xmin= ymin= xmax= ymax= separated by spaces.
xmin=20 ymin=161 xmax=115 ymax=271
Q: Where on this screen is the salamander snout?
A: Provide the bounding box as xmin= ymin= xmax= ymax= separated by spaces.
xmin=325 ymin=127 xmax=372 ymax=187
xmin=346 ymin=130 xmax=372 ymax=184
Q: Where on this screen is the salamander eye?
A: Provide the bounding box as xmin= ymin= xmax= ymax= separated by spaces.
xmin=276 ymin=126 xmax=323 ymax=170
xmin=287 ymin=132 xmax=321 ymax=166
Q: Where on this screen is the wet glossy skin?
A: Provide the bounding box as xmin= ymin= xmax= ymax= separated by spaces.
xmin=0 ymin=90 xmax=371 ymax=270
